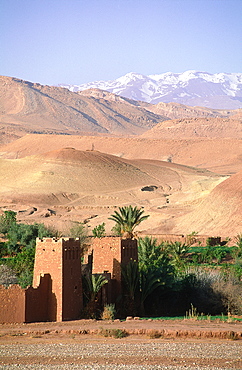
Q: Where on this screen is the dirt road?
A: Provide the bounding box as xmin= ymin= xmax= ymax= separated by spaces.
xmin=0 ymin=319 xmax=242 ymax=369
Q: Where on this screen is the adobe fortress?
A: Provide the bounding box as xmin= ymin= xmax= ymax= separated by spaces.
xmin=0 ymin=236 xmax=137 ymax=323
xmin=0 ymin=238 xmax=82 ymax=323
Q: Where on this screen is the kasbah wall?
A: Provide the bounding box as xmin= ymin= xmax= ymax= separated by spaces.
xmin=0 ymin=236 xmax=137 ymax=324
xmin=0 ymin=238 xmax=83 ymax=324
xmin=0 ymin=234 xmax=221 ymax=324
xmin=89 ymin=237 xmax=138 ymax=302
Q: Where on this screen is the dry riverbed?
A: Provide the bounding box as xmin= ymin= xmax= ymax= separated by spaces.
xmin=0 ymin=319 xmax=242 ymax=369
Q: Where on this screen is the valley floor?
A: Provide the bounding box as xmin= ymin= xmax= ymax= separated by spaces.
xmin=1 ymin=319 xmax=242 ymax=369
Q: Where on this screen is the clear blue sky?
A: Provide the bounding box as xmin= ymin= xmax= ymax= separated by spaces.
xmin=1 ymin=0 xmax=241 ymax=85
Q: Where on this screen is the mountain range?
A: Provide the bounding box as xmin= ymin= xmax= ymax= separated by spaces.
xmin=60 ymin=71 xmax=242 ymax=109
xmin=0 ymin=75 xmax=242 ymax=237
xmin=0 ymin=75 xmax=241 ymax=146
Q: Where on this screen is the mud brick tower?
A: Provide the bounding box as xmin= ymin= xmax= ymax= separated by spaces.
xmin=90 ymin=237 xmax=138 ymax=303
xmin=33 ymin=238 xmax=82 ymax=322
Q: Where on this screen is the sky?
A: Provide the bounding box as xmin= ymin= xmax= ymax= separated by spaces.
xmin=1 ymin=0 xmax=242 ymax=85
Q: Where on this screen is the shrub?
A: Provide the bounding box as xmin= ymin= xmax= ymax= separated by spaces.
xmin=212 ymin=276 xmax=242 ymax=315
xmin=148 ymin=330 xmax=163 ymax=339
xmin=99 ymin=328 xmax=128 ymax=338
xmin=111 ymin=223 xmax=122 ymax=236
xmin=0 ymin=211 xmax=17 ymax=235
xmin=92 ymin=223 xmax=106 ymax=238
xmin=0 ymin=264 xmax=18 ymax=286
xmin=101 ymin=304 xmax=116 ymax=320
xmin=5 ymin=246 xmax=35 ymax=288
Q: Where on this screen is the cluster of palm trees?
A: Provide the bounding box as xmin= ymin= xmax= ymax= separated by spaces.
xmin=82 ymin=205 xmax=202 ymax=318
xmin=83 ymin=205 xmax=166 ymax=317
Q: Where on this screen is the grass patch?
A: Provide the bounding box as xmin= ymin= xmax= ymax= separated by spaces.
xmin=99 ymin=328 xmax=128 ymax=338
xmin=140 ymin=315 xmax=242 ymax=322
xmin=141 ymin=316 xmax=184 ymax=321
xmin=148 ymin=330 xmax=163 ymax=339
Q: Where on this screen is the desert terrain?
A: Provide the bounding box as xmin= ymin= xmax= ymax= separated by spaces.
xmin=1 ymin=319 xmax=242 ymax=369
xmin=0 ymin=76 xmax=242 ymax=369
xmin=0 ymin=76 xmax=241 ymax=238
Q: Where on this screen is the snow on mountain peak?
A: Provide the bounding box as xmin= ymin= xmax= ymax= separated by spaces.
xmin=59 ymin=71 xmax=242 ymax=109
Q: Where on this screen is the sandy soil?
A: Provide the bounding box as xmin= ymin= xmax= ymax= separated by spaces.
xmin=1 ymin=318 xmax=242 ymax=339
xmin=1 ymin=319 xmax=242 ymax=368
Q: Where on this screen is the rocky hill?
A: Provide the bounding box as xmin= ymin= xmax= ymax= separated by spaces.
xmin=0 ymin=75 xmax=166 ymax=144
xmin=141 ymin=117 xmax=242 ymax=139
xmin=0 ymin=75 xmax=241 ymax=237
xmin=1 ymin=75 xmax=241 ymax=145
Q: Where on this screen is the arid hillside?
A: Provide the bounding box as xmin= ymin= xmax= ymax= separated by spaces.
xmin=0 ymin=134 xmax=241 ymax=175
xmin=1 ymin=75 xmax=241 ymax=145
xmin=142 ymin=100 xmax=242 ymax=120
xmin=141 ymin=117 xmax=242 ymax=139
xmin=0 ymin=75 xmax=241 ymax=237
xmin=172 ymin=170 xmax=242 ymax=237
xmin=0 ymin=148 xmax=225 ymax=235
xmin=0 ymin=76 xmax=167 ymax=144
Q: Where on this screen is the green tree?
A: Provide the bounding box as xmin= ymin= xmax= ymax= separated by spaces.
xmin=109 ymin=205 xmax=149 ymax=238
xmin=121 ymin=260 xmax=140 ymax=315
xmin=82 ymin=273 xmax=108 ymax=318
xmin=0 ymin=210 xmax=17 ymax=235
xmin=69 ymin=222 xmax=87 ymax=239
xmin=68 ymin=222 xmax=88 ymax=256
xmin=139 ymin=270 xmax=164 ymax=316
xmin=2 ymin=222 xmax=55 ymax=287
xmin=6 ymin=245 xmax=36 ymax=288
xmin=92 ymin=223 xmax=106 ymax=238
xmin=168 ymin=241 xmax=190 ymax=271
xmin=5 ymin=222 xmax=55 ymax=256
xmin=138 ymin=236 xmax=169 ymax=273
xmin=232 ymin=233 xmax=242 ymax=258
xmin=137 ymin=237 xmax=174 ymax=315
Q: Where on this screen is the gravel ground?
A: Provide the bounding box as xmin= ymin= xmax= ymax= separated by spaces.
xmin=1 ymin=341 xmax=242 ymax=370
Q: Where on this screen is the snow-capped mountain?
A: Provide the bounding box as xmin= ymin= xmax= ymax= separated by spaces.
xmin=59 ymin=71 xmax=242 ymax=109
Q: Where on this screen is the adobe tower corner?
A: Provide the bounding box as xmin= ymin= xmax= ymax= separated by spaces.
xmin=33 ymin=238 xmax=83 ymax=322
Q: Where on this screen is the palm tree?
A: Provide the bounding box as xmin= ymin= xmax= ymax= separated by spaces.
xmin=109 ymin=205 xmax=149 ymax=238
xmin=138 ymin=237 xmax=171 ymax=315
xmin=121 ymin=260 xmax=140 ymax=315
xmin=138 ymin=236 xmax=169 ymax=272
xmin=139 ymin=270 xmax=164 ymax=316
xmin=168 ymin=241 xmax=190 ymax=271
xmin=83 ymin=273 xmax=108 ymax=318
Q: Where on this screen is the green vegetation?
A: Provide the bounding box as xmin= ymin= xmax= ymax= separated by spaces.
xmin=101 ymin=304 xmax=116 ymax=320
xmin=69 ymin=221 xmax=87 ymax=242
xmin=82 ymin=273 xmax=108 ymax=318
xmin=99 ymin=328 xmax=128 ymax=338
xmin=119 ymin=232 xmax=242 ymax=317
xmin=92 ymin=222 xmax=106 ymax=238
xmin=109 ymin=205 xmax=149 ymax=238
xmin=0 ymin=211 xmax=56 ymax=287
xmin=1 ymin=208 xmax=242 ymax=320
